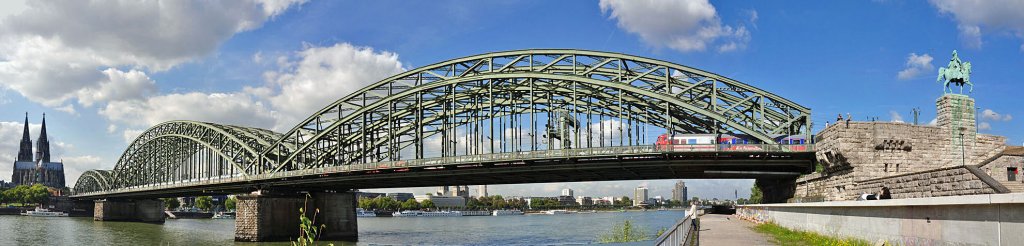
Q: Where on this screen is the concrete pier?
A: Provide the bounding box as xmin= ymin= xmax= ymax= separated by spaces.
xmin=93 ymin=199 xmax=165 ymax=223
xmin=234 ymin=191 xmax=357 ymax=242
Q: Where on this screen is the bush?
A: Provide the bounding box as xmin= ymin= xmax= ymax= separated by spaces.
xmin=598 ymin=219 xmax=649 ymax=243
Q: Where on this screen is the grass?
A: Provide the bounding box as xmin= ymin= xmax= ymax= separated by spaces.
xmin=753 ymin=222 xmax=875 ymax=246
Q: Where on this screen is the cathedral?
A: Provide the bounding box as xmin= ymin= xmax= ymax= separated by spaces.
xmin=10 ymin=113 xmax=65 ymax=189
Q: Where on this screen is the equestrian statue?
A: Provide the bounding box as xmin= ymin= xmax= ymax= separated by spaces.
xmin=936 ymin=50 xmax=973 ymax=94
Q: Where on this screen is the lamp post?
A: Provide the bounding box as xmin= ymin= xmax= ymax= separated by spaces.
xmin=959 ymin=128 xmax=966 ymax=166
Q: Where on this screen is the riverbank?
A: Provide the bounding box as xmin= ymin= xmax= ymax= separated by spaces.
xmin=753 ymin=221 xmax=873 ymax=246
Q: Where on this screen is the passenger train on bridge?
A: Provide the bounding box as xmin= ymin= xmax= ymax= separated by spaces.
xmin=654 ymin=133 xmax=810 ymax=151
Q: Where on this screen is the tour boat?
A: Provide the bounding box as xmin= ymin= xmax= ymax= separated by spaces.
xmin=20 ymin=207 xmax=69 ymax=217
xmin=543 ymin=210 xmax=572 ymax=215
xmin=491 ymin=210 xmax=524 ymax=216
xmin=212 ymin=212 xmax=235 ymax=219
xmin=392 ymin=210 xmax=463 ymax=217
xmin=356 ymin=208 xmax=377 ymax=217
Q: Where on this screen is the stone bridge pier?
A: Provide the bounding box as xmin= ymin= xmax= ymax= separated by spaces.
xmin=93 ymin=199 xmax=165 ymax=223
xmin=234 ymin=190 xmax=358 ymax=242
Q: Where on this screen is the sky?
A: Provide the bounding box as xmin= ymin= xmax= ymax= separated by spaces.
xmin=0 ymin=0 xmax=1022 ymax=200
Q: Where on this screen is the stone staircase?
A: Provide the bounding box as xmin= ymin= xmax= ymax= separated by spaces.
xmin=999 ymin=181 xmax=1024 ymax=193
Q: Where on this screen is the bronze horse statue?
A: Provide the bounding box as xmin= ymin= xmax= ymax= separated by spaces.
xmin=937 ymin=50 xmax=973 ymax=94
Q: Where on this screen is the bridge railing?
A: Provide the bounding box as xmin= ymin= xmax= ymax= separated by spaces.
xmin=655 ymin=205 xmax=700 ymax=246
xmin=73 ymin=144 xmax=812 ymax=196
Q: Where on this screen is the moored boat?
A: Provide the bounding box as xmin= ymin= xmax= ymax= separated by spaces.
xmin=491 ymin=210 xmax=524 ymax=216
xmin=20 ymin=207 xmax=68 ymax=217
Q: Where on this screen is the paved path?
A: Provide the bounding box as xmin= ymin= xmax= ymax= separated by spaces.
xmin=698 ymin=214 xmax=775 ymax=246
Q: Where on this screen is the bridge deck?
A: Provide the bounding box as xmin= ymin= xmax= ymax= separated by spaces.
xmin=73 ymin=145 xmax=814 ymax=199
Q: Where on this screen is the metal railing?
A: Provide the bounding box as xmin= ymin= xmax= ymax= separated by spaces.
xmin=654 ymin=205 xmax=700 ymax=246
xmin=74 ymin=144 xmax=813 ymax=197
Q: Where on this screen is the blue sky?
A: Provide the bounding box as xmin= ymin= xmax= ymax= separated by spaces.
xmin=0 ymin=0 xmax=1022 ymax=200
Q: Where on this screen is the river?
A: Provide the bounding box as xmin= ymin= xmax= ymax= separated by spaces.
xmin=0 ymin=210 xmax=685 ymax=245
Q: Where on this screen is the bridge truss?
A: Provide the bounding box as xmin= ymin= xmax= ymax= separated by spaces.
xmin=73 ymin=49 xmax=812 ymax=197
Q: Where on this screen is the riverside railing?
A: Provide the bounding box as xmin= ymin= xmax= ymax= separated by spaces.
xmin=654 ymin=205 xmax=700 ymax=246
xmin=74 ymin=144 xmax=812 ymax=196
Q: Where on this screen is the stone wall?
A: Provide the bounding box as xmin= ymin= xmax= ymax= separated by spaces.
xmin=980 ymin=154 xmax=1024 ymax=183
xmin=797 ymin=94 xmax=1007 ymax=201
xmin=852 ymin=166 xmax=997 ymax=199
xmin=737 ymin=193 xmax=1024 ymax=245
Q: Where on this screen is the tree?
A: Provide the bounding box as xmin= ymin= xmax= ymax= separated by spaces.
xmin=196 ymin=196 xmax=213 ymax=211
xmin=225 ymin=197 xmax=237 ymax=211
xmin=400 ymin=199 xmax=420 ymax=210
xmin=749 ymin=185 xmax=763 ymax=204
xmin=420 ymin=199 xmax=435 ymax=210
xmin=162 ymin=198 xmax=181 ymax=210
xmin=616 ymin=196 xmax=632 ymax=207
xmin=26 ymin=184 xmax=49 ymax=205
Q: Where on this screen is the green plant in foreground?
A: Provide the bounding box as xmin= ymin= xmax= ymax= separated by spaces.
xmin=293 ymin=195 xmax=334 ymax=246
xmin=753 ymin=221 xmax=873 ymax=246
xmin=598 ymin=219 xmax=649 ymax=243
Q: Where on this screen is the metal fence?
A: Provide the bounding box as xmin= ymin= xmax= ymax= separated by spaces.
xmin=654 ymin=206 xmax=700 ymax=246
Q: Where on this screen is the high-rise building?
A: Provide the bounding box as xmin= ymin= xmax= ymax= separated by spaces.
xmin=561 ymin=188 xmax=574 ymax=197
xmin=477 ymin=185 xmax=488 ymax=197
xmin=10 ymin=113 xmax=65 ymax=189
xmin=436 ymin=185 xmax=470 ymax=198
xmin=633 ymin=186 xmax=648 ymax=206
xmin=672 ymin=181 xmax=687 ymax=205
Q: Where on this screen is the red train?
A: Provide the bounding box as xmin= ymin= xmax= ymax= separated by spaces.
xmin=655 ymin=134 xmax=810 ymax=151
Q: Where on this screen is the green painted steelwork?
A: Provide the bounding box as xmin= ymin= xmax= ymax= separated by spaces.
xmin=72 ymin=49 xmax=812 ymax=196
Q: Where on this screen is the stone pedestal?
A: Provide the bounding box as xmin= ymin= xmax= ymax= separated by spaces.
xmin=235 ymin=191 xmax=358 ymax=242
xmin=936 ymin=94 xmax=976 ymax=166
xmin=93 ymin=199 xmax=165 ymax=223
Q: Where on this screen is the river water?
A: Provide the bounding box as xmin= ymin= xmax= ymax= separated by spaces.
xmin=0 ymin=210 xmax=685 ymax=245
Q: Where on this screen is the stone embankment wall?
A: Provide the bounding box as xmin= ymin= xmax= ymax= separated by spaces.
xmin=851 ymin=166 xmax=997 ymax=198
xmin=797 ymin=94 xmax=1008 ymax=201
xmin=737 ymin=193 xmax=1024 ymax=245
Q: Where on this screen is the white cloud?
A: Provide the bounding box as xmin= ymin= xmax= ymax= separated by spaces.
xmin=599 ymin=0 xmax=751 ymax=53
xmin=76 ymin=69 xmax=157 ymax=107
xmin=261 ymin=43 xmax=405 ymax=130
xmin=978 ymin=122 xmax=992 ymax=130
xmin=981 ymin=109 xmax=1013 ymax=121
xmin=930 ymin=0 xmax=1024 ymax=48
xmin=928 ymin=118 xmax=938 ymax=126
xmin=897 ymin=53 xmax=934 ymax=80
xmin=101 ymin=92 xmax=277 ymax=130
xmin=0 ymin=0 xmax=304 ymax=108
xmin=889 ymin=111 xmax=904 ymax=123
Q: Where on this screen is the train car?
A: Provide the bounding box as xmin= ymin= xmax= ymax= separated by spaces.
xmin=774 ymin=135 xmax=811 ymax=151
xmin=655 ymin=134 xmax=716 ymax=151
xmin=717 ymin=134 xmax=764 ymax=151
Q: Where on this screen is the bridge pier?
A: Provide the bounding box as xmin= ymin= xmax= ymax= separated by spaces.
xmin=235 ymin=191 xmax=357 ymax=242
xmin=93 ymin=199 xmax=165 ymax=223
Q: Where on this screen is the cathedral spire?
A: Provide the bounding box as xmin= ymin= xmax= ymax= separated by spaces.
xmin=35 ymin=113 xmax=50 ymax=163
xmin=16 ymin=112 xmax=33 ymax=162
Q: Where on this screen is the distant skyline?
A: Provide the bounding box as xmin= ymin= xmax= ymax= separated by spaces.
xmin=2 ymin=0 xmax=1023 ymax=200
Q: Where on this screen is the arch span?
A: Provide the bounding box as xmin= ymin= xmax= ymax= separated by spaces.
xmin=73 ymin=49 xmax=812 ymax=195
xmin=263 ymin=49 xmax=811 ymax=171
xmin=104 ymin=120 xmax=288 ymax=190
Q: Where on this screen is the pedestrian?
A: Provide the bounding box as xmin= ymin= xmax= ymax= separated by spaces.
xmin=837 ymin=114 xmax=843 ymax=122
xmin=879 ymin=187 xmax=892 ymax=199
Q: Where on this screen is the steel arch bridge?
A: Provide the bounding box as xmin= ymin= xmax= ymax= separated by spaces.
xmin=73 ymin=49 xmax=813 ymax=198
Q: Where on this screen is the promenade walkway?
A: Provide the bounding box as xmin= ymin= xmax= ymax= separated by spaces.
xmin=698 ymin=214 xmax=774 ymax=246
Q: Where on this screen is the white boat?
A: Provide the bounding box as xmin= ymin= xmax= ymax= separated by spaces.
xmin=212 ymin=212 xmax=235 ymax=219
xmin=392 ymin=210 xmax=421 ymax=217
xmin=356 ymin=208 xmax=376 ymax=217
xmin=543 ymin=210 xmax=572 ymax=215
xmin=492 ymin=210 xmax=524 ymax=216
xmin=391 ymin=210 xmax=462 ymax=217
xmin=20 ymin=207 xmax=68 ymax=217
xmin=420 ymin=211 xmax=462 ymax=217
